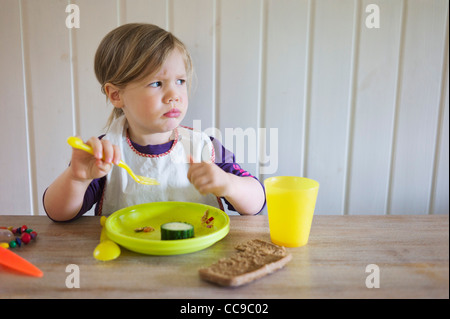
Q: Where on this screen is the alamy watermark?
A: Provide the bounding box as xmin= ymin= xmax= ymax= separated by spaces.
xmin=365 ymin=4 xmax=380 ymax=29
xmin=64 ymin=263 xmax=381 ymax=289
xmin=365 ymin=264 xmax=380 ymax=288
xmin=190 ymin=120 xmax=279 ymax=175
xmin=66 ymin=3 xmax=381 ymax=30
xmin=65 ymin=264 xmax=80 ymax=288
xmin=65 ymin=4 xmax=80 ymax=29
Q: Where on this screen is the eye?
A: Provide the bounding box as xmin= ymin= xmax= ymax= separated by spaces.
xmin=149 ymin=81 xmax=162 ymax=88
xmin=176 ymin=79 xmax=186 ymax=85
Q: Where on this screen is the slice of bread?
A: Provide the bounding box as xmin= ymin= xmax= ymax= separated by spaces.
xmin=199 ymin=239 xmax=292 ymax=287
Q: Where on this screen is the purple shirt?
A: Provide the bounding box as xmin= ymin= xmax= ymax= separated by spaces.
xmin=46 ymin=136 xmax=265 ymax=221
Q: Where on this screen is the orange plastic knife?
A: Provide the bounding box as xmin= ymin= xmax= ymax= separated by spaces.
xmin=0 ymin=246 xmax=43 ymax=277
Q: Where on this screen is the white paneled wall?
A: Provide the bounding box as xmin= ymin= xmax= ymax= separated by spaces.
xmin=0 ymin=0 xmax=448 ymax=216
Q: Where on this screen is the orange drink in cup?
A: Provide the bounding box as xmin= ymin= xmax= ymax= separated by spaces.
xmin=264 ymin=176 xmax=319 ymax=247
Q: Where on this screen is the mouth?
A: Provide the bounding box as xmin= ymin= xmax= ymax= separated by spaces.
xmin=163 ymin=108 xmax=181 ymax=118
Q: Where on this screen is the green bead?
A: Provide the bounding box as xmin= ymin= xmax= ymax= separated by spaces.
xmin=9 ymin=240 xmax=17 ymax=248
xmin=25 ymin=228 xmax=33 ymax=233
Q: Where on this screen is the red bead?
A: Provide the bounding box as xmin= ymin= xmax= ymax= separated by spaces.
xmin=21 ymin=232 xmax=31 ymax=244
xmin=21 ymin=225 xmax=28 ymax=233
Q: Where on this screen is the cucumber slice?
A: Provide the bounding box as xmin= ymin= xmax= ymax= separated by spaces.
xmin=161 ymin=222 xmax=194 ymax=240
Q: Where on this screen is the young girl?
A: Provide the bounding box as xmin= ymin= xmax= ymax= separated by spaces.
xmin=44 ymin=23 xmax=265 ymax=222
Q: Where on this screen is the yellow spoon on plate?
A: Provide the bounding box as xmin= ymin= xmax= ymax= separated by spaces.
xmin=67 ymin=136 xmax=159 ymax=186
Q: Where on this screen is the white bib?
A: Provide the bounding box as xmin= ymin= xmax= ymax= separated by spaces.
xmin=99 ymin=115 xmax=223 ymax=216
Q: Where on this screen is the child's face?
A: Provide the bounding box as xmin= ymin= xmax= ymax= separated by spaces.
xmin=118 ymin=49 xmax=188 ymax=142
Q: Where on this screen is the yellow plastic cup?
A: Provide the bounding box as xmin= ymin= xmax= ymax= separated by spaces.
xmin=264 ymin=176 xmax=319 ymax=247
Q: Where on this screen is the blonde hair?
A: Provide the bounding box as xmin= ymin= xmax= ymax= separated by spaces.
xmin=94 ymin=23 xmax=193 ymax=129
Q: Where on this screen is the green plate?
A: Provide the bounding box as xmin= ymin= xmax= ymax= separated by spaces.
xmin=105 ymin=202 xmax=230 ymax=255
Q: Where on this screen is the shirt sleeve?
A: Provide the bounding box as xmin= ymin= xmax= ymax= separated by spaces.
xmin=42 ymin=176 xmax=105 ymax=222
xmin=210 ymin=137 xmax=266 ymax=214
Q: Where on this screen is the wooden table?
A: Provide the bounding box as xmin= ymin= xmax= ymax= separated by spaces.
xmin=0 ymin=215 xmax=448 ymax=299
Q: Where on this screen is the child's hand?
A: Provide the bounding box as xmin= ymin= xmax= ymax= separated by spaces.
xmin=187 ymin=156 xmax=231 ymax=197
xmin=69 ymin=137 xmax=121 ymax=182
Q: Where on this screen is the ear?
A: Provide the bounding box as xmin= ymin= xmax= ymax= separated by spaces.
xmin=104 ymin=83 xmax=124 ymax=108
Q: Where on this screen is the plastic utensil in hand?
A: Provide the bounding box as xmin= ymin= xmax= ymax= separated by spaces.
xmin=67 ymin=136 xmax=159 ymax=186
xmin=93 ymin=216 xmax=121 ymax=261
xmin=0 ymin=246 xmax=43 ymax=277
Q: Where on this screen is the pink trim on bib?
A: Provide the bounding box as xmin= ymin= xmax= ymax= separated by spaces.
xmin=126 ymin=128 xmax=179 ymax=158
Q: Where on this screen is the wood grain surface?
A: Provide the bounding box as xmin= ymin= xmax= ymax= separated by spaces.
xmin=0 ymin=215 xmax=448 ymax=298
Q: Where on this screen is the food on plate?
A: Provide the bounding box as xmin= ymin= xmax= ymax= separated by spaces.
xmin=134 ymin=226 xmax=155 ymax=233
xmin=198 ymin=239 xmax=292 ymax=287
xmin=201 ymin=210 xmax=214 ymax=228
xmin=161 ymin=222 xmax=194 ymax=240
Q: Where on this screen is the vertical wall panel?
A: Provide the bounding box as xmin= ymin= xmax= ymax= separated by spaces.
xmin=305 ymin=0 xmax=355 ymax=214
xmin=172 ymin=0 xmax=216 ymax=130
xmin=218 ymin=0 xmax=262 ymax=177
xmin=261 ymin=0 xmax=309 ymax=180
xmin=389 ymin=0 xmax=448 ymax=214
xmin=73 ymin=0 xmax=118 ymax=141
xmin=0 ymin=0 xmax=32 ymax=214
xmin=346 ymin=0 xmax=403 ymax=215
xmin=123 ymin=0 xmax=167 ymax=27
xmin=431 ymin=26 xmax=449 ymax=215
xmin=67 ymin=0 xmax=118 ymax=216
xmin=22 ymin=0 xmax=74 ymax=215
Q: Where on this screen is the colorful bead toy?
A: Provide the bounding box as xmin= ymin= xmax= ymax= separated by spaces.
xmin=0 ymin=225 xmax=37 ymax=249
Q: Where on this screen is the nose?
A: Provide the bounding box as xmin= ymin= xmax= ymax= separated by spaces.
xmin=164 ymin=90 xmax=180 ymax=104
xmin=167 ymin=96 xmax=179 ymax=103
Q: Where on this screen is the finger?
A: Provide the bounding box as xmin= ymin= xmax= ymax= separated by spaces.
xmin=191 ymin=176 xmax=209 ymax=195
xmin=195 ymin=175 xmax=211 ymax=189
xmin=187 ymin=162 xmax=206 ymax=184
xmin=95 ymin=159 xmax=112 ymax=173
xmin=197 ymin=178 xmax=217 ymax=195
xmin=191 ymin=168 xmax=213 ymax=191
xmin=187 ymin=163 xmax=196 ymax=183
xmin=187 ymin=155 xmax=199 ymax=182
xmin=101 ymin=139 xmax=114 ymax=164
xmin=112 ymin=144 xmax=121 ymax=165
xmin=87 ymin=137 xmax=103 ymax=159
